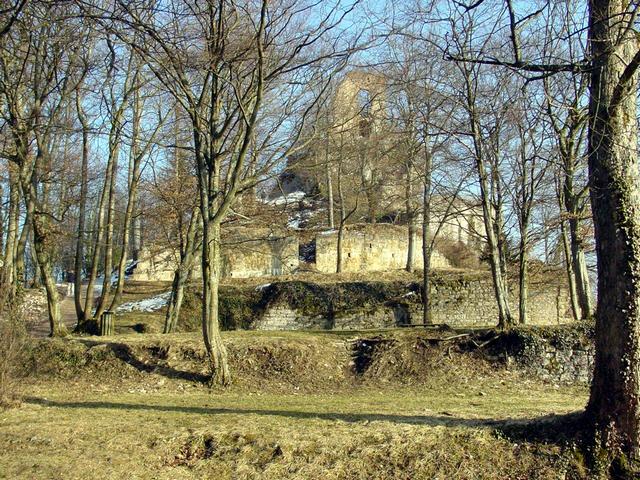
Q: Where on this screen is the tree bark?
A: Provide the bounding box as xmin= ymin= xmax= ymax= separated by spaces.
xmin=22 ymin=160 xmax=65 ymax=336
xmin=110 ymin=79 xmax=144 ymax=312
xmin=586 ymin=0 xmax=640 ymax=466
xmin=466 ymin=88 xmax=513 ymax=328
xmin=94 ymin=142 xmax=119 ymax=319
xmin=326 ymin=160 xmax=335 ymax=229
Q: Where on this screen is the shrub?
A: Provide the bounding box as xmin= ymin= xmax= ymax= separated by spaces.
xmin=0 ymin=307 xmax=29 ymax=407
xmin=435 ymin=239 xmax=480 ymax=269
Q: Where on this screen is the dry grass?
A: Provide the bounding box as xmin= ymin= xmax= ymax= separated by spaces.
xmin=1 ymin=380 xmax=587 ymax=479
xmin=1 ymin=330 xmax=593 ymax=479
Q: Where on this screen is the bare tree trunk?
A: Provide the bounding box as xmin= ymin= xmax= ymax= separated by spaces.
xmin=422 ymin=142 xmax=433 ymax=325
xmin=407 ymin=218 xmax=416 ymax=273
xmin=336 ymin=222 xmax=344 ymax=273
xmin=336 ymin=162 xmax=348 ymax=274
xmin=405 ymin=161 xmax=416 ymax=273
xmin=326 ymin=160 xmax=334 ymax=229
xmin=22 ymin=165 xmax=65 ymax=336
xmin=16 ymin=216 xmax=29 ymax=285
xmin=586 ymin=0 xmax=640 ymax=465
xmin=110 ymin=81 xmax=144 ymax=311
xmin=74 ymin=93 xmax=89 ymax=323
xmin=560 ymin=219 xmax=580 ymax=321
xmin=1 ymin=164 xmax=19 ymax=298
xmin=459 ymin=63 xmax=514 ymax=329
xmin=164 ymin=209 xmax=200 ymax=333
xmin=94 ymin=147 xmax=118 ymax=319
xmin=132 ymin=215 xmax=142 ymax=261
xmin=201 ymin=220 xmax=230 ymax=385
xmin=518 ymin=231 xmax=528 ymax=325
xmin=568 ymin=218 xmax=593 ymax=318
xmin=33 ymin=215 xmax=64 ymax=336
xmin=82 ymin=192 xmax=106 ymax=322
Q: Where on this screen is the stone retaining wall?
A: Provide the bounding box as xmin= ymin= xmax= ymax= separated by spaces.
xmin=253 ymin=271 xmax=573 ymax=330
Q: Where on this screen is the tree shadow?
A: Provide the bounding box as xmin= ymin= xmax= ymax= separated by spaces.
xmin=75 ymin=339 xmax=209 ymax=383
xmin=23 ymin=395 xmax=584 ymax=441
xmin=496 ymin=411 xmax=588 ymax=445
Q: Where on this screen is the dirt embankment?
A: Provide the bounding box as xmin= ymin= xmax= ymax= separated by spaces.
xmin=20 ymin=325 xmax=593 ymax=392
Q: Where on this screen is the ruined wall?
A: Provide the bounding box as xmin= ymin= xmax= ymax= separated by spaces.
xmin=331 ymin=71 xmax=387 ymax=135
xmin=314 ymin=224 xmax=451 ymax=273
xmin=222 ymin=236 xmax=299 ymax=278
xmin=421 ymin=274 xmax=573 ymax=327
xmin=250 ymin=271 xmax=574 ymax=331
xmin=498 ymin=327 xmax=595 ymax=385
xmin=130 ymin=234 xmax=299 ymax=282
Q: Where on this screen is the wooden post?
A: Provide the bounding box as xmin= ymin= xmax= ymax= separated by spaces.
xmin=100 ymin=311 xmax=114 ymax=336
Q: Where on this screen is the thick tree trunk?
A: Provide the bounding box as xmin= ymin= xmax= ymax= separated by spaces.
xmin=586 ymin=0 xmax=640 ymax=467
xmin=22 ymin=172 xmax=65 ymax=336
xmin=33 ymin=217 xmax=65 ymax=336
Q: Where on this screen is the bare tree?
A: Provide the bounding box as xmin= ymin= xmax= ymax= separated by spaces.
xmin=94 ymin=0 xmax=360 ymax=384
xmin=0 ymin=2 xmax=88 ymax=335
xmin=445 ymin=0 xmax=640 ymax=467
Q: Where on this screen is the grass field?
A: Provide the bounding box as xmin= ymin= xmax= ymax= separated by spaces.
xmin=0 ymin=329 xmax=592 ymax=479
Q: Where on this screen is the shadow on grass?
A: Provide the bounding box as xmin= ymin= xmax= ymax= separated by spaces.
xmin=75 ymin=339 xmax=209 ymax=383
xmin=23 ymin=395 xmax=585 ymax=440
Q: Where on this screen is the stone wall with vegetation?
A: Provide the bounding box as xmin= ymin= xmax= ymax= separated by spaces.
xmin=425 ymin=272 xmax=572 ymax=327
xmin=488 ymin=325 xmax=595 ymax=384
xmin=208 ymin=270 xmax=573 ymax=331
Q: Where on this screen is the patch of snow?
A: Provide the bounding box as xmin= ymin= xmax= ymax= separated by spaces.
xmin=124 ymin=260 xmax=138 ymax=276
xmin=255 ymin=283 xmax=271 ymax=291
xmin=266 ymin=191 xmax=306 ymax=206
xmin=402 ymin=291 xmax=417 ymax=298
xmin=116 ymin=291 xmax=172 ymax=313
xmin=287 ymin=208 xmax=315 ymax=229
xmin=318 ymin=229 xmax=337 ymax=235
